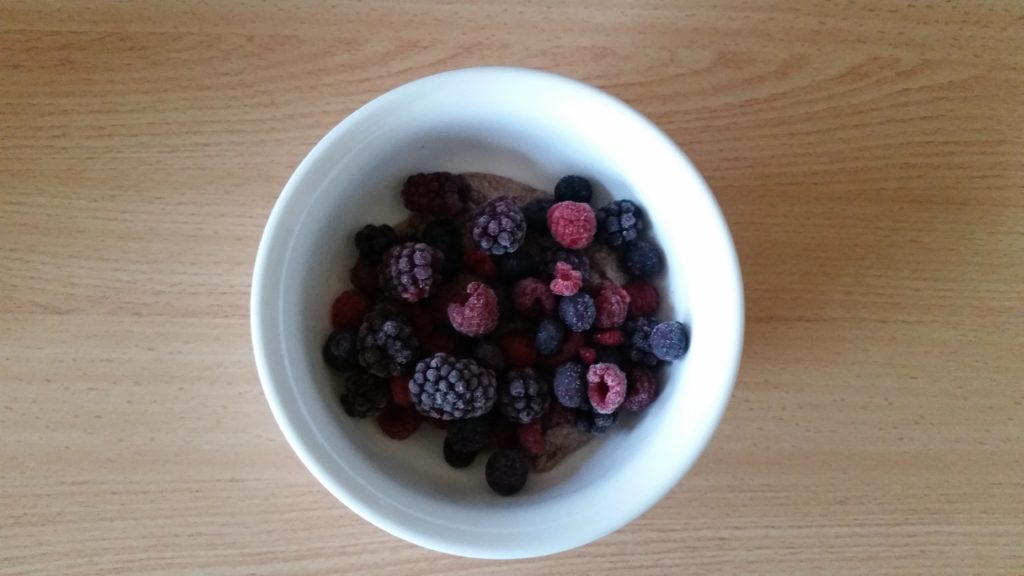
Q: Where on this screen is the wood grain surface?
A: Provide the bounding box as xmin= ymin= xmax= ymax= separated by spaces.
xmin=2 ymin=1 xmax=1022 ymax=574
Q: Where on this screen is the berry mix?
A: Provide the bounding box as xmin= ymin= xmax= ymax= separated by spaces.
xmin=322 ymin=171 xmax=690 ymax=496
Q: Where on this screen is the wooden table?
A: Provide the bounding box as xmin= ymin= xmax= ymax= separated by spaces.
xmin=2 ymin=2 xmax=1022 ymax=574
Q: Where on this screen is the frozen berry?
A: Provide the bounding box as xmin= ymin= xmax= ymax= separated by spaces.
xmin=350 ymin=258 xmax=379 ymax=294
xmin=595 ymin=346 xmax=626 ymax=366
xmin=512 ymin=277 xmax=556 ymax=317
xmin=576 ymin=409 xmax=618 ymax=435
xmin=621 ymin=238 xmax=663 ymax=279
xmin=624 ymin=316 xmax=659 ymax=367
xmin=558 ymin=292 xmax=596 ymax=332
xmin=587 ymin=362 xmax=627 ymax=414
xmin=357 ymin=306 xmax=419 ymax=377
xmin=547 ymin=201 xmax=596 ymax=250
xmin=380 ymin=242 xmax=444 ymax=302
xmin=402 ymin=172 xmax=470 ymax=217
xmin=323 ymin=329 xmax=358 ymax=371
xmin=377 ymin=404 xmax=421 ymax=440
xmin=422 ymin=329 xmax=459 ymax=355
xmin=409 ymin=353 xmax=497 ymax=420
xmin=498 ymin=369 xmax=550 ymax=424
xmin=624 ymin=281 xmax=660 ymax=317
xmin=553 ymin=361 xmax=587 ymax=408
xmin=331 ymin=289 xmax=370 ymax=330
xmin=447 ymin=414 xmax=491 ymax=453
xmin=544 ymin=249 xmax=591 ymax=282
xmin=595 ymin=199 xmax=645 ymax=246
xmin=463 ymin=249 xmax=497 ymax=278
xmin=622 ymin=366 xmax=658 ymax=412
xmin=579 ymin=346 xmax=597 ymax=365
xmin=447 ymin=281 xmax=499 ymax=337
xmin=496 ymin=250 xmax=537 ymax=281
xmin=486 ymin=449 xmax=529 ymax=496
xmin=592 ymin=329 xmax=625 ymax=347
xmin=541 ymin=332 xmax=584 ymax=369
xmin=389 ymin=375 xmax=412 ymax=407
xmin=650 ymin=321 xmax=690 ymax=361
xmin=535 ymin=318 xmax=565 ymax=356
xmin=443 ymin=437 xmax=477 ymax=468
xmin=472 ymin=342 xmax=505 ymax=372
xmin=517 ymin=420 xmax=545 ymax=455
xmin=594 ymin=281 xmax=631 ymax=329
xmin=472 ymin=196 xmax=526 ymax=255
xmin=549 ymin=261 xmax=583 ymax=296
xmin=522 ymin=197 xmax=554 ymax=234
xmin=499 ymin=332 xmax=537 ymax=370
xmin=354 ymin=224 xmax=398 ymax=263
xmin=341 ymin=370 xmax=388 ymax=418
xmin=420 ymin=219 xmax=462 ymax=279
xmin=554 ymin=175 xmax=593 ymax=204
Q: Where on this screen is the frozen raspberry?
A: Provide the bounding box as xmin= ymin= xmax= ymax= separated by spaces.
xmin=472 ymin=342 xmax=505 ymax=372
xmin=512 ymin=277 xmax=556 ymax=317
xmin=595 ymin=199 xmax=645 ymax=246
xmin=447 ymin=282 xmax=499 ymax=337
xmin=389 ymin=376 xmax=412 ymax=407
xmin=486 ymin=449 xmax=529 ymax=496
xmin=592 ymin=329 xmax=625 ymax=347
xmin=402 ymin=172 xmax=470 ymax=217
xmin=499 ymin=332 xmax=537 ymax=370
xmin=323 ymin=329 xmax=358 ymax=371
xmin=554 ymin=175 xmax=594 ymax=203
xmin=547 ymin=201 xmax=596 ymax=250
xmin=409 ymin=353 xmax=497 ymax=420
xmin=517 ymin=420 xmax=545 ymax=455
xmin=521 ymin=197 xmax=554 ymax=235
xmin=349 ymin=258 xmax=379 ymax=294
xmin=341 ymin=370 xmax=388 ymax=418
xmin=594 ymin=281 xmax=631 ymax=329
xmin=535 ymin=318 xmax=565 ymax=356
xmin=621 ymin=238 xmax=663 ymax=279
xmin=624 ymin=281 xmax=660 ymax=317
xmin=549 ymin=261 xmax=583 ymax=296
xmin=377 ymin=404 xmax=421 ymax=440
xmin=650 ymin=321 xmax=690 ymax=361
xmin=587 ymin=362 xmax=627 ymax=414
xmin=544 ymin=249 xmax=591 ymax=282
xmin=498 ymin=369 xmax=550 ymax=424
xmin=462 ymin=249 xmax=497 ymax=279
xmin=553 ymin=361 xmax=587 ymax=408
xmin=622 ymin=366 xmax=658 ymax=412
xmin=624 ymin=316 xmax=659 ymax=367
xmin=558 ymin=292 xmax=596 ymax=332
xmin=380 ymin=242 xmax=444 ymax=302
xmin=331 ymin=289 xmax=370 ymax=330
xmin=579 ymin=346 xmax=597 ymax=365
xmin=354 ymin=224 xmax=398 ymax=264
xmin=443 ymin=438 xmax=477 ymax=468
xmin=472 ymin=196 xmax=526 ymax=255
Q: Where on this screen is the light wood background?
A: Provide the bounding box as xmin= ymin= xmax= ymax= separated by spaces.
xmin=2 ymin=1 xmax=1022 ymax=574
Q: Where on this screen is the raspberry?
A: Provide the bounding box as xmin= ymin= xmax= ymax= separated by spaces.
xmin=512 ymin=277 xmax=556 ymax=317
xmin=443 ymin=437 xmax=477 ymax=468
xmin=624 ymin=316 xmax=660 ymax=367
xmin=447 ymin=415 xmax=491 ymax=453
xmin=544 ymin=249 xmax=591 ymax=282
xmin=499 ymin=332 xmax=537 ymax=370
xmin=587 ymin=362 xmax=627 ymax=414
xmin=389 ymin=375 xmax=412 ymax=407
xmin=495 ymin=249 xmax=537 ymax=281
xmin=624 ymin=281 xmax=660 ymax=317
xmin=553 ymin=361 xmax=587 ymax=408
xmin=622 ymin=366 xmax=658 ymax=412
xmin=447 ymin=281 xmax=499 ymax=337
xmin=521 ymin=197 xmax=554 ymax=235
xmin=380 ymin=242 xmax=444 ymax=302
xmin=349 ymin=258 xmax=379 ymax=294
xmin=595 ymin=199 xmax=645 ymax=246
xmin=408 ymin=353 xmax=497 ymax=420
xmin=579 ymin=346 xmax=597 ymax=365
xmin=420 ymin=219 xmax=462 ymax=279
xmin=323 ymin=329 xmax=358 ymax=371
xmin=517 ymin=420 xmax=545 ymax=455
xmin=462 ymin=249 xmax=497 ymax=278
xmin=558 ymin=292 xmax=596 ymax=332
xmin=357 ymin=306 xmax=419 ymax=377
xmin=472 ymin=342 xmax=505 ymax=372
xmin=554 ymin=175 xmax=594 ymax=204
xmin=576 ymin=409 xmax=618 ymax=435
xmin=486 ymin=449 xmax=529 ymax=496
xmin=377 ymin=404 xmax=421 ymax=440
xmin=402 ymin=172 xmax=470 ymax=217
xmin=594 ymin=281 xmax=631 ymax=329
xmin=547 ymin=201 xmax=596 ymax=250
xmin=354 ymin=224 xmax=398 ymax=263
xmin=549 ymin=261 xmax=583 ymax=296
xmin=650 ymin=321 xmax=690 ymax=361
xmin=498 ymin=369 xmax=550 ymax=424
xmin=341 ymin=370 xmax=388 ymax=418
xmin=621 ymin=238 xmax=663 ymax=279
xmin=592 ymin=329 xmax=625 ymax=347
xmin=331 ymin=289 xmax=370 ymax=330
xmin=471 ymin=196 xmax=526 ymax=255
xmin=535 ymin=318 xmax=565 ymax=356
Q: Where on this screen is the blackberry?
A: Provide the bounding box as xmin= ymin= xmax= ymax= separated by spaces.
xmin=544 ymin=249 xmax=591 ymax=282
xmin=340 ymin=370 xmax=388 ymax=418
xmin=354 ymin=224 xmax=398 ymax=264
xmin=420 ymin=219 xmax=462 ymax=279
xmin=486 ymin=449 xmax=529 ymax=496
xmin=521 ymin=197 xmax=554 ymax=235
xmin=323 ymin=329 xmax=358 ymax=371
xmin=380 ymin=242 xmax=444 ymax=302
xmin=472 ymin=342 xmax=505 ymax=372
xmin=621 ymin=238 xmax=663 ymax=279
xmin=554 ymin=175 xmax=593 ymax=204
xmin=595 ymin=200 xmax=645 ymax=246
xmin=357 ymin=306 xmax=419 ymax=377
xmin=535 ymin=318 xmax=565 ymax=356
xmin=409 ymin=353 xmax=497 ymax=420
xmin=558 ymin=292 xmax=596 ymax=332
xmin=576 ymin=408 xmax=618 ymax=435
xmin=498 ymin=369 xmax=550 ymax=424
xmin=401 ymin=172 xmax=470 ymax=217
xmin=447 ymin=414 xmax=491 ymax=453
xmin=624 ymin=316 xmax=660 ymax=367
xmin=471 ymin=196 xmax=526 ymax=255
xmin=650 ymin=320 xmax=690 ymax=361
xmin=443 ymin=437 xmax=477 ymax=468
xmin=496 ymin=250 xmax=537 ymax=281
xmin=553 ymin=361 xmax=587 ymax=408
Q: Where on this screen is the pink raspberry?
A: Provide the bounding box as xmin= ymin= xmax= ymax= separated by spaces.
xmin=516 ymin=420 xmax=545 ymax=455
xmin=447 ymin=282 xmax=498 ymax=336
xmin=592 ymin=329 xmax=625 ymax=346
xmin=547 ymin=201 xmax=597 ymax=249
xmin=549 ymin=261 xmax=583 ymax=296
xmin=594 ymin=281 xmax=631 ymax=328
xmin=622 ymin=366 xmax=658 ymax=412
xmin=624 ymin=281 xmax=660 ymax=317
xmin=587 ymin=362 xmax=627 ymax=414
xmin=512 ymin=277 xmax=556 ymax=317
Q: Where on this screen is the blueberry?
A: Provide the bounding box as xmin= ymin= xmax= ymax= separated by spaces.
xmin=535 ymin=318 xmax=565 ymax=356
xmin=322 ymin=329 xmax=358 ymax=371
xmin=554 ymin=175 xmax=593 ymax=204
xmin=650 ymin=321 xmax=690 ymax=361
xmin=621 ymin=239 xmax=663 ymax=279
xmin=558 ymin=292 xmax=596 ymax=332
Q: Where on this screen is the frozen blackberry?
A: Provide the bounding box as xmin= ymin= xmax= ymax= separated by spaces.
xmin=447 ymin=414 xmax=491 ymax=453
xmin=553 ymin=361 xmax=587 ymax=408
xmin=558 ymin=292 xmax=596 ymax=332
xmin=357 ymin=306 xmax=419 ymax=377
xmin=621 ymin=238 xmax=663 ymax=279
xmin=401 ymin=172 xmax=470 ymax=217
xmin=409 ymin=353 xmax=497 ymax=420
xmin=650 ymin=320 xmax=690 ymax=361
xmin=340 ymin=370 xmax=388 ymax=418
xmin=576 ymin=408 xmax=618 ymax=435
xmin=554 ymin=175 xmax=593 ymax=204
xmin=471 ymin=196 xmax=526 ymax=255
xmin=498 ymin=369 xmax=550 ymax=424
xmin=323 ymin=329 xmax=358 ymax=371
xmin=535 ymin=318 xmax=565 ymax=356
xmin=624 ymin=316 xmax=660 ymax=367
xmin=544 ymin=249 xmax=591 ymax=282
xmin=420 ymin=219 xmax=462 ymax=279
xmin=380 ymin=242 xmax=444 ymax=302
xmin=443 ymin=437 xmax=477 ymax=468
xmin=496 ymin=250 xmax=537 ymax=281
xmin=472 ymin=342 xmax=505 ymax=372
xmin=486 ymin=449 xmax=529 ymax=496
xmin=354 ymin=224 xmax=398 ymax=264
xmin=596 ymin=200 xmax=645 ymax=247
xmin=521 ymin=197 xmax=554 ymax=235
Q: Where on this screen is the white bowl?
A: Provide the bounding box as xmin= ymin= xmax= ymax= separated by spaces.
xmin=251 ymin=67 xmax=743 ymax=559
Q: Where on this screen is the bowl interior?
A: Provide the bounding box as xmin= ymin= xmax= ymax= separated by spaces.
xmin=252 ymin=68 xmax=743 ymax=558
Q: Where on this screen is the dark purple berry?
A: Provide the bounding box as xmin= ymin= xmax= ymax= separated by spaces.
xmin=357 ymin=306 xmax=419 ymax=377
xmin=650 ymin=321 xmax=690 ymax=361
xmin=521 ymin=197 xmax=554 ymax=235
xmin=443 ymin=437 xmax=477 ymax=468
xmin=596 ymin=200 xmax=645 ymax=246
xmin=402 ymin=172 xmax=470 ymax=217
xmin=576 ymin=408 xmax=618 ymax=435
xmin=486 ymin=449 xmax=529 ymax=496
xmin=471 ymin=196 xmax=526 ymax=255
xmin=354 ymin=224 xmax=398 ymax=264
xmin=408 ymin=353 xmax=497 ymax=420
xmin=380 ymin=242 xmax=444 ymax=302
xmin=553 ymin=361 xmax=587 ymax=408
xmin=535 ymin=318 xmax=565 ymax=356
xmin=498 ymin=369 xmax=550 ymax=424
xmin=621 ymin=238 xmax=663 ymax=279
xmin=340 ymin=370 xmax=388 ymax=418
xmin=558 ymin=292 xmax=596 ymax=332
xmin=472 ymin=342 xmax=506 ymax=372
xmin=554 ymin=175 xmax=593 ymax=204
xmin=323 ymin=329 xmax=358 ymax=371
xmin=420 ymin=219 xmax=462 ymax=279
xmin=624 ymin=316 xmax=660 ymax=367
xmin=447 ymin=415 xmax=491 ymax=453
